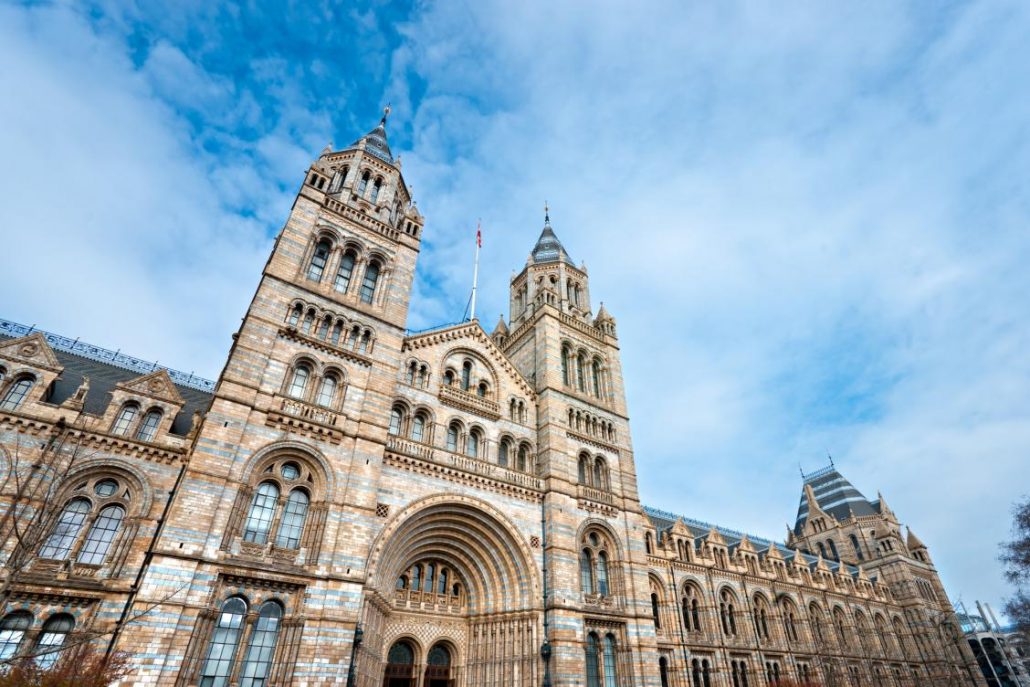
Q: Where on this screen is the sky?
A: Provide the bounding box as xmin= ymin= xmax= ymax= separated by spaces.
xmin=2 ymin=0 xmax=1029 ymax=618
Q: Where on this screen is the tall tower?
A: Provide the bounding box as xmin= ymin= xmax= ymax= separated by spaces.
xmin=129 ymin=110 xmax=427 ymax=685
xmin=500 ymin=210 xmax=659 ymax=685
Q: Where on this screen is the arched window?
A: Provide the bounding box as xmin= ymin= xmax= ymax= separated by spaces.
xmin=0 ymin=611 xmax=32 ymax=660
xmin=602 ymin=634 xmax=619 ymax=687
xmin=287 ymin=304 xmax=302 ymax=326
xmin=358 ymin=171 xmax=370 ymax=196
xmin=411 ymin=564 xmax=422 ymax=591
xmin=135 ymin=408 xmax=163 ymax=441
xmin=592 ymin=360 xmax=602 ymax=397
xmin=834 ymin=608 xmax=849 ymax=648
xmin=335 ymin=251 xmax=356 ymax=293
xmin=517 ymin=444 xmax=529 ymax=472
xmin=683 ymin=585 xmax=703 ymax=633
xmin=39 ymin=498 xmax=91 ymax=559
xmin=585 ymin=632 xmax=601 ymax=687
xmin=301 ymin=310 xmax=314 ymax=334
xmin=645 ymin=532 xmax=654 ymax=554
xmin=111 ymin=403 xmax=139 ymax=436
xmin=580 ymin=549 xmax=594 ymax=593
xmin=370 ymin=177 xmax=382 ymax=203
xmin=388 ymin=407 xmax=403 ymax=436
xmin=466 ymin=429 xmax=480 ymax=458
xmin=199 ymin=597 xmax=247 ymax=686
xmin=660 ymin=657 xmax=670 ymax=687
xmin=577 ymin=352 xmax=586 ymax=391
xmin=438 ymin=568 xmax=448 ymax=595
xmin=561 ymin=346 xmax=570 ymax=386
xmin=34 ymin=614 xmax=74 ymax=668
xmin=720 ymin=590 xmax=738 ymax=636
xmin=406 ymin=362 xmax=417 ymax=385
xmin=317 ymin=316 xmax=331 ymax=339
xmin=411 ymin=413 xmax=426 ymax=442
xmin=0 ymin=375 xmax=35 ymax=411
xmin=330 ymin=322 xmax=343 ymax=345
xmin=275 ymin=489 xmax=309 ymax=549
xmin=243 ymin=482 xmax=279 ymax=544
xmin=651 ymin=592 xmax=662 ymax=629
xmin=288 ymin=364 xmax=310 ymax=399
xmin=596 ymin=551 xmax=610 ymax=596
xmin=239 ymin=601 xmax=283 ymax=687
xmin=77 ymin=504 xmax=125 ymax=565
xmin=446 ymin=423 xmax=459 ymax=452
xmin=578 ymin=453 xmax=590 ymax=485
xmin=360 ymin=261 xmax=380 ymax=304
xmin=307 ymin=239 xmax=331 ymax=281
xmin=593 ymin=458 xmax=607 ymax=490
xmin=498 ymin=439 xmax=510 ymax=468
xmin=477 ymin=381 xmax=488 ymax=397
xmin=850 ymin=533 xmax=864 ymax=560
xmin=460 ymin=361 xmax=472 ymax=391
xmin=817 ymin=541 xmax=828 ymax=559
xmin=828 ymin=539 xmax=839 ymax=561
xmin=316 ymin=374 xmax=338 ymax=407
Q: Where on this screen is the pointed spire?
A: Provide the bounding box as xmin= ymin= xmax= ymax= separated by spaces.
xmin=530 ymin=204 xmax=572 ymax=264
xmin=491 ymin=314 xmax=509 ymax=337
xmin=906 ymin=527 xmax=927 ymax=551
xmin=347 ymin=106 xmax=394 ymax=163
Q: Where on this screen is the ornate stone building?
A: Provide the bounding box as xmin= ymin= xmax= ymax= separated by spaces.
xmin=0 ymin=112 xmax=983 ymax=686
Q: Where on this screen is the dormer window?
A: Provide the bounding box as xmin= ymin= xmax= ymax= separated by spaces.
xmin=111 ymin=403 xmax=140 ymax=436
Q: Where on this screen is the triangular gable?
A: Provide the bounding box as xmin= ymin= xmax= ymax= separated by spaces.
xmin=0 ymin=332 xmax=63 ymax=371
xmin=115 ymin=369 xmax=185 ymax=405
xmin=403 ymin=321 xmax=535 ymax=398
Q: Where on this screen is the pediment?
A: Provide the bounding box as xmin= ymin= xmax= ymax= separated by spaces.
xmin=115 ymin=369 xmax=184 ymax=405
xmin=403 ymin=322 xmax=535 ymax=397
xmin=0 ymin=332 xmax=62 ymax=372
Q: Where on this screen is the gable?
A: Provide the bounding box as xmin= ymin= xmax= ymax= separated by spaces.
xmin=114 ymin=369 xmax=185 ymax=406
xmin=0 ymin=332 xmax=63 ymax=372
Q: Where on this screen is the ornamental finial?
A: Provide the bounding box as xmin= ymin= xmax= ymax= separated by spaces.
xmin=381 ymin=103 xmax=391 ymax=126
xmin=544 ymin=201 xmax=550 ymax=225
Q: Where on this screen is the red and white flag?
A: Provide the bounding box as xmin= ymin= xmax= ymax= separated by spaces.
xmin=476 ymin=222 xmax=482 ymax=247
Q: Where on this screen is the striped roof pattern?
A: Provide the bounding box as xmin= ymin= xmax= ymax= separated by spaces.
xmin=793 ymin=466 xmax=880 ymax=534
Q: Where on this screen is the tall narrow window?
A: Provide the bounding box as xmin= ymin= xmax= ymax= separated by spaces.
xmin=0 ymin=611 xmax=32 ymax=660
xmin=360 ymin=262 xmax=380 ymax=304
xmin=593 ymin=459 xmax=606 ymax=490
xmin=76 ymin=504 xmax=124 ymax=565
xmin=34 ymin=614 xmax=73 ymax=669
xmin=335 ymin=251 xmax=356 ymax=293
xmin=406 ymin=362 xmax=416 ymax=385
xmin=389 ymin=408 xmax=403 ymax=436
xmin=498 ymin=440 xmax=509 ymax=467
xmin=438 ymin=569 xmax=448 ymax=595
xmin=111 ymin=404 xmax=139 ymax=436
xmin=287 ymin=305 xmax=302 ymax=326
xmin=307 ymin=240 xmax=331 ymax=281
xmin=288 ymin=365 xmax=310 ymax=399
xmin=370 ymin=178 xmax=382 ymax=203
xmin=39 ymin=498 xmax=91 ymax=559
xmin=561 ymin=347 xmax=570 ymax=386
xmin=596 ymin=551 xmax=610 ymax=596
xmin=358 ymin=171 xmax=370 ymax=196
xmin=585 ymin=633 xmax=600 ymax=687
xmin=517 ymin=445 xmax=528 ymax=472
xmin=425 ymin=563 xmax=435 ymax=593
xmin=592 ymin=361 xmax=602 ymax=397
xmin=0 ymin=376 xmax=34 ymax=411
xmin=651 ymin=593 xmax=662 ymax=629
xmin=577 ymin=353 xmax=586 ymax=391
xmin=317 ymin=316 xmax=330 ymax=339
xmin=330 ymin=322 xmax=343 ymax=345
xmin=461 ymin=361 xmax=471 ymax=391
xmin=828 ymin=539 xmax=839 ymax=561
xmin=446 ymin=424 xmax=459 ymax=452
xmin=580 ymin=549 xmax=594 ymax=593
xmin=301 ymin=310 xmax=314 ymax=334
xmin=316 ymin=376 xmax=338 ymax=408
xmin=602 ymin=634 xmax=619 ymax=687
xmin=660 ymin=658 xmax=670 ymax=687
xmin=242 ymin=482 xmax=279 ymax=544
xmin=239 ymin=602 xmax=283 ymax=687
xmin=199 ymin=597 xmax=247 ymax=687
xmin=466 ymin=431 xmax=479 ymax=458
xmin=275 ymin=489 xmax=309 ymax=549
xmin=411 ymin=414 xmax=425 ymax=442
xmin=850 ymin=533 xmax=864 ymax=560
xmin=411 ymin=565 xmax=422 ymax=591
xmin=135 ymin=409 xmax=162 ymax=441
xmin=578 ymin=455 xmax=589 ymax=484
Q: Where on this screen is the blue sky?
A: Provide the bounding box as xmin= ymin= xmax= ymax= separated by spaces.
xmin=2 ymin=0 xmax=1029 ymax=617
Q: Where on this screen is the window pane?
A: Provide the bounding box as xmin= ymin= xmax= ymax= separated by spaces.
xmin=466 ymin=432 xmax=478 ymax=458
xmin=243 ymin=483 xmax=279 ymax=544
xmin=316 ymin=377 xmax=337 ymax=407
xmin=288 ymin=367 xmax=309 ymax=399
xmin=275 ymin=490 xmax=309 ymax=549
xmin=585 ymin=634 xmax=600 ymax=687
xmin=136 ymin=410 xmax=162 ymax=441
xmin=239 ymin=602 xmax=282 ymax=687
xmin=335 ymin=253 xmax=355 ymax=293
xmin=0 ymin=378 xmax=34 ymax=410
xmin=603 ymin=635 xmax=618 ymax=687
xmin=360 ymin=263 xmax=380 ymax=304
xmin=40 ymin=498 xmax=91 ymax=560
xmin=307 ymin=241 xmax=329 ymax=281
xmin=446 ymin=427 xmax=458 ymax=451
xmin=580 ymin=550 xmax=593 ymax=593
xmin=0 ymin=612 xmax=32 ymax=660
xmin=77 ymin=505 xmax=125 ymax=565
xmin=411 ymin=416 xmax=424 ymax=442
xmin=498 ymin=441 xmax=509 ymax=468
xmin=596 ymin=552 xmax=610 ymax=596
xmin=200 ymin=598 xmax=247 ymax=687
xmin=389 ymin=409 xmax=402 ymax=436
xmin=34 ymin=615 xmax=74 ymax=669
xmin=112 ymin=404 xmax=138 ymax=436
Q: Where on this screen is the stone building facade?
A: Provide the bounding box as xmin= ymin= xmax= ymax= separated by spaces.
xmin=0 ymin=112 xmax=984 ymax=686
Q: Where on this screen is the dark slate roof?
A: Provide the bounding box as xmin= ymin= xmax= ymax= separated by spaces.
xmin=346 ymin=116 xmax=394 ymax=164
xmin=794 ymin=466 xmax=880 ymax=534
xmin=643 ymin=505 xmax=865 ymax=578
xmin=530 ymin=221 xmax=572 ymax=264
xmin=1 ymin=321 xmax=213 ymax=436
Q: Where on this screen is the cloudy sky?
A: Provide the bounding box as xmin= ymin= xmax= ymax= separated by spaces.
xmin=2 ymin=0 xmax=1028 ymax=617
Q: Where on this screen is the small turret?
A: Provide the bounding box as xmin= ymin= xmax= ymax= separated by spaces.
xmin=491 ymin=315 xmax=509 ymax=347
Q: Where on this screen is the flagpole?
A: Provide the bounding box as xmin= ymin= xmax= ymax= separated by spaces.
xmin=470 ymin=220 xmax=482 ymax=321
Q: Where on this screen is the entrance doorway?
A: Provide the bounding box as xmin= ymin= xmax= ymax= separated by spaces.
xmin=383 ymin=640 xmax=415 ymax=687
xmin=423 ymin=643 xmax=453 ymax=687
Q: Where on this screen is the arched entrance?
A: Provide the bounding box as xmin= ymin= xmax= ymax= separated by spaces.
xmin=355 ymin=496 xmax=544 ymax=687
xmin=383 ymin=640 xmax=416 ymax=687
xmin=424 ymin=643 xmax=453 ymax=687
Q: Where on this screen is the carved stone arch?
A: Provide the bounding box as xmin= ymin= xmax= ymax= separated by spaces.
xmin=60 ymin=457 xmax=154 ymax=517
xmin=679 ymin=575 xmax=707 ymax=598
xmin=243 ymin=440 xmax=337 ymax=501
xmin=365 ymin=493 xmax=541 ymax=614
xmin=311 ymin=224 xmax=342 ymax=247
xmin=575 ymin=517 xmax=625 ymax=562
xmin=285 ymin=352 xmax=322 ymax=374
xmin=716 ymin=584 xmax=741 ymax=603
xmin=382 ymin=633 xmax=424 ymax=664
xmin=340 ymin=237 xmax=366 ymax=257
xmin=441 ymin=346 xmax=499 ymax=390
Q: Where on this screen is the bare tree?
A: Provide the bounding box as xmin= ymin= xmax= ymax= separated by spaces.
xmin=1000 ymin=496 xmax=1030 ymax=633
xmin=0 ymin=642 xmax=131 ymax=687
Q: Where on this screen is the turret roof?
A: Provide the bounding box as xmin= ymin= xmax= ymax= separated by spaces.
xmin=346 ymin=107 xmax=394 ymax=164
xmin=794 ymin=465 xmax=879 ymax=534
xmin=530 ymin=210 xmax=572 ymax=264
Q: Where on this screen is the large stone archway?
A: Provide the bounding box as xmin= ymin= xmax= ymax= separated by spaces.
xmin=353 ymin=495 xmax=543 ymax=687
